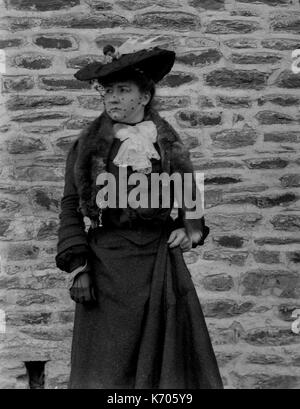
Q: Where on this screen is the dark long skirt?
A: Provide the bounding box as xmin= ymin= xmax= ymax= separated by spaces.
xmin=68 ymin=219 xmax=223 ymax=389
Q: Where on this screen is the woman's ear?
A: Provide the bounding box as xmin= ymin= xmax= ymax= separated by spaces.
xmin=142 ymin=91 xmax=151 ymax=107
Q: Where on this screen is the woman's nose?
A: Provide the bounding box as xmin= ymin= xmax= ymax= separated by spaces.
xmin=110 ymin=91 xmax=120 ymax=102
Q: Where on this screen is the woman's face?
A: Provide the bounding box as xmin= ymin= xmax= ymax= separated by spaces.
xmin=102 ymin=80 xmax=151 ymax=124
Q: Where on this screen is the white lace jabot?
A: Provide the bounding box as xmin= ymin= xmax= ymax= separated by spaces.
xmin=112 ymin=120 xmax=160 ymax=174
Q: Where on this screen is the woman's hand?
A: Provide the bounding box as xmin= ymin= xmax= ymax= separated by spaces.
xmin=69 ymin=272 xmax=96 ymax=304
xmin=167 ymin=228 xmax=193 ymax=252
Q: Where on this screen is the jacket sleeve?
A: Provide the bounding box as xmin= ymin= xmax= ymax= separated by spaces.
xmin=170 ymin=139 xmax=210 ymax=248
xmin=55 ymin=140 xmax=92 ymax=273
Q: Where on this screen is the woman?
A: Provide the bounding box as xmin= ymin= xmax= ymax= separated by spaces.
xmin=55 ymin=42 xmax=223 ymax=389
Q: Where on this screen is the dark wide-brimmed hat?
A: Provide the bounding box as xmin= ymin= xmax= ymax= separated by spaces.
xmin=74 ymin=41 xmax=176 ymax=84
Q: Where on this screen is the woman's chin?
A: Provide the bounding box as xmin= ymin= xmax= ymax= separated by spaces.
xmin=106 ymin=110 xmax=124 ymax=121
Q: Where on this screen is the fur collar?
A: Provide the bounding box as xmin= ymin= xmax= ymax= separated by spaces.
xmin=74 ymin=106 xmax=194 ymax=221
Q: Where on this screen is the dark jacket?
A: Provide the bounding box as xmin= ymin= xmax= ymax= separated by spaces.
xmin=55 ymin=107 xmax=210 ymax=273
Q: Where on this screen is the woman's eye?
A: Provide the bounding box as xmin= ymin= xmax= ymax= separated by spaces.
xmin=121 ymin=88 xmax=130 ymax=92
xmin=105 ymin=89 xmax=112 ymax=94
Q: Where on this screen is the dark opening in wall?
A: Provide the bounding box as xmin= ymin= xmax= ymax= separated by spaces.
xmin=25 ymin=361 xmax=46 ymax=389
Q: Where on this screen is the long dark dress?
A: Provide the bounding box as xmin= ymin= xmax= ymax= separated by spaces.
xmin=68 ymin=138 xmax=223 ymax=389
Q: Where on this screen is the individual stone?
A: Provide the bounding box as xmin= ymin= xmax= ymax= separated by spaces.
xmin=178 ymin=133 xmax=199 ymax=150
xmin=252 ymin=250 xmax=280 ymax=264
xmin=237 ymin=0 xmax=291 ymax=5
xmin=216 ymin=96 xmax=251 ymax=108
xmin=232 ymin=113 xmax=245 ymax=124
xmin=0 ymin=16 xmax=39 ymax=31
xmin=204 ymin=189 xmax=223 ymax=207
xmin=255 ymin=110 xmax=299 ymax=125
xmin=202 ymin=300 xmax=254 ymax=318
xmin=188 ymin=0 xmax=225 ymax=10
xmin=244 ymin=157 xmax=289 ymax=169
xmin=153 ymin=96 xmax=190 ymax=111
xmin=38 ymin=75 xmax=91 ymax=91
xmin=270 ymin=13 xmax=300 ymax=34
xmin=76 ymin=95 xmax=103 ymax=110
xmin=33 ymin=34 xmax=78 ymax=50
xmin=194 ymin=160 xmax=243 ymax=170
xmin=241 ymin=269 xmax=300 ymax=298
xmin=205 ymin=69 xmax=269 ymax=89
xmin=209 ymin=321 xmax=245 ymax=345
xmin=23 ymin=125 xmax=61 ymax=134
xmin=213 ymin=235 xmax=244 ymax=248
xmin=258 ymin=95 xmax=300 ymax=106
xmin=6 ymin=243 xmax=40 ymax=261
xmin=275 ymin=70 xmax=300 ymax=88
xmin=215 ymin=351 xmax=241 ymax=367
xmin=210 ymin=125 xmax=257 ymax=149
xmin=41 ymin=13 xmax=128 ymax=29
xmin=55 ymin=135 xmax=78 ymax=152
xmin=4 ymin=0 xmax=80 ymax=11
xmin=203 ymin=250 xmax=249 ymax=266
xmin=12 ymin=53 xmax=53 ymax=70
xmin=0 ymin=198 xmax=21 ymax=213
xmin=264 ymin=131 xmax=299 ymax=142
xmin=246 ymin=353 xmax=285 ymax=365
xmin=0 ymin=219 xmax=11 ymax=236
xmin=86 ymin=0 xmax=113 ymax=10
xmin=11 ymin=111 xmax=69 ymax=123
xmin=230 ymin=10 xmax=259 ymax=17
xmin=262 ymin=38 xmax=300 ymax=50
xmin=224 ymin=38 xmax=258 ymax=48
xmin=198 ymin=96 xmax=215 ymax=108
xmin=206 ymin=212 xmax=262 ymax=231
xmin=2 ymin=75 xmax=34 ymax=92
xmin=175 ymin=110 xmax=222 ymax=127
xmin=255 ymin=237 xmax=300 ymax=246
xmin=278 ymin=304 xmax=300 ymax=321
xmin=243 ymin=327 xmax=300 ymax=346
xmin=286 ymin=252 xmax=300 ymax=264
xmin=57 ymin=311 xmax=74 ymax=324
xmin=36 ymin=220 xmax=59 ymax=239
xmin=202 ymin=274 xmax=234 ymax=292
xmin=280 ymin=174 xmax=300 ymax=187
xmin=176 ymin=49 xmax=222 ymax=66
xmin=21 ymin=326 xmax=72 ymax=341
xmin=160 ymin=72 xmax=198 ymax=87
xmin=117 ymin=0 xmax=181 ymax=9
xmin=205 ymin=175 xmax=242 ymax=185
xmin=6 ymin=312 xmax=52 ymax=326
xmin=16 ymin=292 xmax=58 ymax=306
xmin=6 ymin=95 xmax=73 ymax=110
xmin=205 ymin=19 xmax=260 ymax=34
xmin=270 ymin=215 xmax=300 ymax=231
xmin=231 ymin=52 xmax=282 ymax=64
xmin=133 ymin=12 xmax=201 ymax=31
xmin=231 ymin=372 xmax=300 ymax=389
xmin=7 ymin=136 xmax=46 ymax=154
xmin=64 ymin=116 xmax=94 ymax=129
xmin=224 ymin=192 xmax=297 ymax=208
xmin=14 ymin=162 xmax=64 ymax=182
xmin=66 ymin=55 xmax=104 ymax=69
xmin=95 ymin=34 xmax=130 ymax=49
xmin=0 ymin=38 xmax=23 ymax=48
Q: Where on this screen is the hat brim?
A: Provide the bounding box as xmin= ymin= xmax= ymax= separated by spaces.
xmin=74 ymin=48 xmax=175 ymax=84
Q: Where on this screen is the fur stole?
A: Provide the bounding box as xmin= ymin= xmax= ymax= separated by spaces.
xmin=73 ymin=106 xmax=195 ymax=222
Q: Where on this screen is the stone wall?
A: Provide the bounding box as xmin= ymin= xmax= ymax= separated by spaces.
xmin=0 ymin=0 xmax=300 ymax=389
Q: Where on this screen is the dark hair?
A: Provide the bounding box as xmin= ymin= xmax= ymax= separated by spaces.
xmin=99 ymin=68 xmax=156 ymax=112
